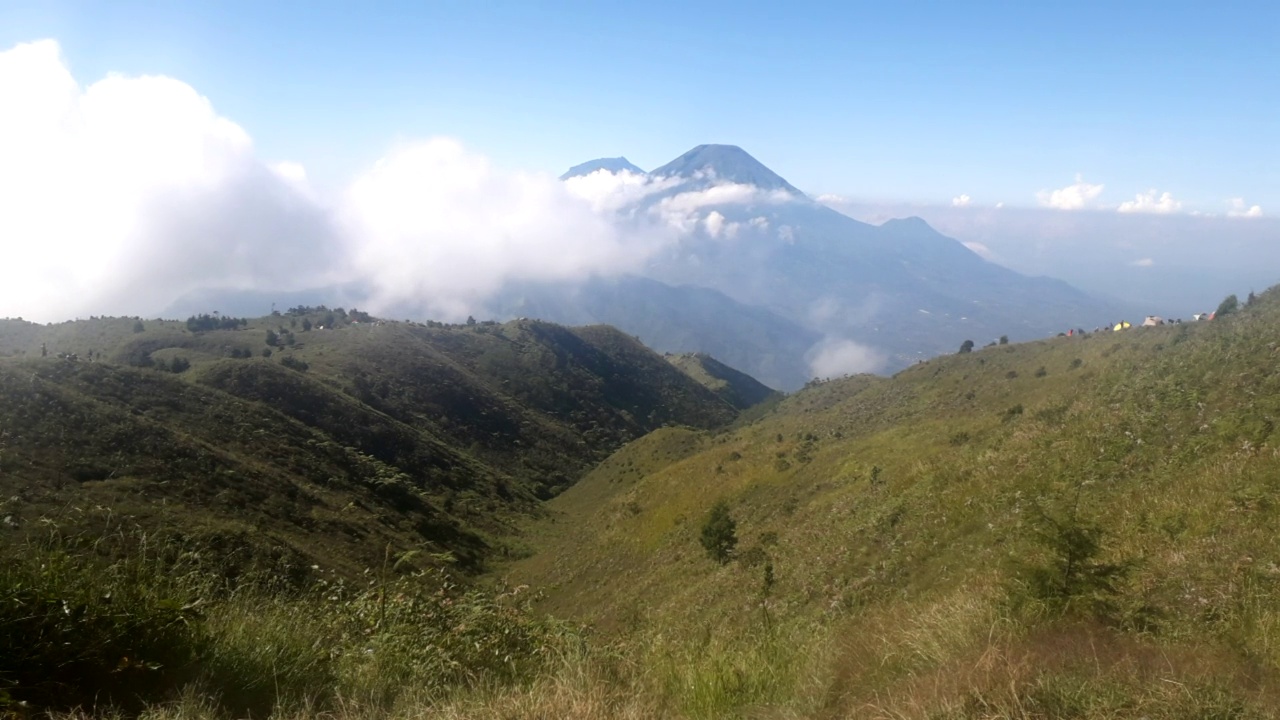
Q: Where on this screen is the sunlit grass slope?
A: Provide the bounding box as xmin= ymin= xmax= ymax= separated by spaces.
xmin=507 ymin=288 xmax=1280 ymax=717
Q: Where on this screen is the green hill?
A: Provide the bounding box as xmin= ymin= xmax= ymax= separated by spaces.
xmin=10 ymin=292 xmax=1280 ymax=718
xmin=666 ymin=352 xmax=781 ymax=410
xmin=0 ymin=312 xmax=738 ymax=578
xmin=504 ymin=290 xmax=1280 ymax=717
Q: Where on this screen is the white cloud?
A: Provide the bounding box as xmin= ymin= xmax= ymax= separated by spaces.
xmin=806 ymin=337 xmax=887 ymax=378
xmin=1117 ymin=189 xmax=1182 ymax=214
xmin=0 ymin=39 xmax=692 ymax=324
xmin=951 ymin=194 xmax=971 ymax=207
xmin=1227 ymin=198 xmax=1263 ymax=218
xmin=1036 ymin=174 xmax=1105 ymax=210
xmin=342 ymin=139 xmax=674 ymax=320
xmin=962 ymin=241 xmax=995 ymax=260
xmin=0 ymin=39 xmax=342 ymax=322
xmin=814 ymin=193 xmax=847 ymax=204
xmin=995 ymin=202 xmax=1004 ymax=209
xmin=1129 ymin=257 xmax=1155 ymax=267
xmin=562 ymin=168 xmax=677 ymax=213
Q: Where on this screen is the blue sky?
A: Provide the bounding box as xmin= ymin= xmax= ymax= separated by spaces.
xmin=3 ymin=0 xmax=1275 ymax=211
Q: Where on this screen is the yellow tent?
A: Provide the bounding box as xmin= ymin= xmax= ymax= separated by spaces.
xmin=1113 ymin=321 xmax=1131 ymax=331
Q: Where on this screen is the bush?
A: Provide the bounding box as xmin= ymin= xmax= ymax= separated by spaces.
xmin=0 ymin=548 xmax=205 ymax=712
xmin=280 ymin=355 xmax=309 ymax=372
xmin=1017 ymin=506 xmax=1131 ymax=619
xmin=958 ymin=339 xmax=974 ymax=354
xmin=1216 ymin=294 xmax=1239 ymax=317
xmin=700 ymin=501 xmax=738 ymax=564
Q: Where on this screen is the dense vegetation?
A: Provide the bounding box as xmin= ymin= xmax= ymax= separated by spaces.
xmin=6 ymin=289 xmax=1280 ymax=717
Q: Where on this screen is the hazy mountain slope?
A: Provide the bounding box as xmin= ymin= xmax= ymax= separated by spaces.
xmin=0 ymin=312 xmax=738 ymax=575
xmin=556 ymin=144 xmax=1121 ymax=377
xmin=650 ymin=143 xmax=802 ymax=194
xmin=560 ymin=156 xmax=646 ymax=179
xmin=505 ymin=290 xmax=1280 ymax=714
xmin=666 ymin=352 xmax=779 ymax=410
xmin=491 ymin=275 xmax=820 ymax=390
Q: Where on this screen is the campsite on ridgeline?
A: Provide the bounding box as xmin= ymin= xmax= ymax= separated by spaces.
xmin=3 ymin=3 xmax=1278 ymax=718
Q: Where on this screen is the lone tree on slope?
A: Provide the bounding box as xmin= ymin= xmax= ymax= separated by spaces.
xmin=700 ymin=500 xmax=738 ymax=564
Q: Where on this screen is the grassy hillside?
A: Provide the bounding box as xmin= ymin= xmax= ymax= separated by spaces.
xmin=0 ymin=311 xmax=737 ymax=580
xmin=505 ymin=288 xmax=1280 ymax=717
xmin=666 ymin=352 xmax=781 ymax=410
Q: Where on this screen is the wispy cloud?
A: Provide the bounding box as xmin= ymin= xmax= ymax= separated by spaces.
xmin=1117 ymin=189 xmax=1182 ymax=214
xmin=1129 ymin=257 xmax=1155 ymax=267
xmin=806 ymin=337 xmax=886 ymax=378
xmin=1227 ymin=198 xmax=1263 ymax=218
xmin=1036 ymin=174 xmax=1105 ymax=210
xmin=951 ymin=193 xmax=972 ymax=207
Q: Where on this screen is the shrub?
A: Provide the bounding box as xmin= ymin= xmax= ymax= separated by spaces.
xmin=958 ymin=339 xmax=974 ymax=354
xmin=1016 ymin=505 xmax=1132 ymax=619
xmin=1034 ymin=366 xmax=1047 ymax=378
xmin=999 ymin=335 xmax=1009 ymax=345
xmin=700 ymin=501 xmax=738 ymax=564
xmin=1216 ymin=294 xmax=1239 ymax=317
xmin=0 ymin=548 xmax=205 ymax=712
xmin=280 ymin=355 xmax=309 ymax=372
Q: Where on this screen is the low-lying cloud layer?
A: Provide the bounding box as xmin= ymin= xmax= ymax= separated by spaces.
xmin=0 ymin=40 xmax=735 ymax=324
xmin=0 ymin=40 xmax=825 ymax=326
xmin=806 ymin=337 xmax=887 ymax=379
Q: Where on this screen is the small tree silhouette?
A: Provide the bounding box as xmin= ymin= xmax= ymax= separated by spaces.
xmin=700 ymin=500 xmax=738 ymax=564
xmin=1216 ymin=294 xmax=1239 ymax=317
xmin=958 ymin=339 xmax=975 ymax=354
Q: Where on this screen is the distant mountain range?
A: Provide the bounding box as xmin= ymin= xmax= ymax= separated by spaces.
xmin=524 ymin=144 xmax=1120 ymax=388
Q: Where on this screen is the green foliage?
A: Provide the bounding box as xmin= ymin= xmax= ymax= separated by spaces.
xmin=1217 ymin=294 xmax=1239 ymax=317
xmin=0 ymin=528 xmax=573 ymax=716
xmin=132 ymin=320 xmax=145 ymax=333
xmin=1015 ymin=502 xmax=1132 ymax=620
xmin=958 ymin=339 xmax=975 ymax=354
xmin=279 ymin=355 xmax=309 ymax=372
xmin=265 ymin=328 xmax=279 ymax=346
xmin=700 ymin=500 xmax=738 ymax=564
xmin=999 ymin=335 xmax=1009 ymax=345
xmin=186 ymin=314 xmax=246 ymax=333
xmin=0 ymin=539 xmax=205 ymax=712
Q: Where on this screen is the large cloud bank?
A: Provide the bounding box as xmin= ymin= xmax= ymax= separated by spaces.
xmin=0 ymin=40 xmax=346 ymax=321
xmin=0 ymin=40 xmax=760 ymax=324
